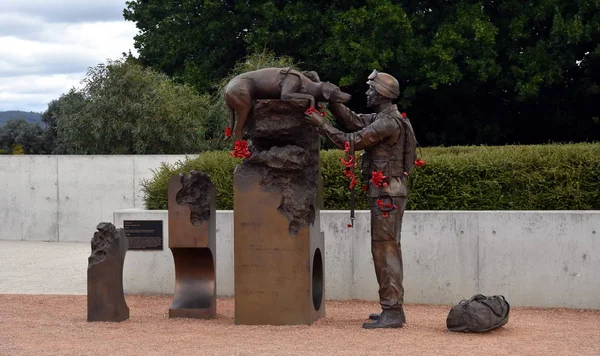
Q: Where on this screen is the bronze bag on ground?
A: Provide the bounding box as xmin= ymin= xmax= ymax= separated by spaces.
xmin=446 ymin=294 xmax=510 ymax=333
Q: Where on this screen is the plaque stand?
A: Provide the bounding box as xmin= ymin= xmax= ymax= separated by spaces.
xmin=234 ymin=100 xmax=325 ymax=325
xmin=167 ymin=171 xmax=216 ymax=319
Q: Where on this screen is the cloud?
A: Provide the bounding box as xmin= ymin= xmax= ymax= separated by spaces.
xmin=0 ymin=0 xmax=130 ymax=23
xmin=0 ymin=21 xmax=138 ymax=76
xmin=0 ymin=1 xmax=138 ymax=112
xmin=0 ymin=74 xmax=83 ymax=112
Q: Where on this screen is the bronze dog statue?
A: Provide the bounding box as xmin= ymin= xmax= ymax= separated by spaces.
xmin=224 ymin=67 xmax=352 ymax=139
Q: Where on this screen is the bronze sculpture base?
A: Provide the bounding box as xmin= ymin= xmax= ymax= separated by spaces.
xmin=234 ymin=170 xmax=325 ymax=325
xmin=168 ymin=247 xmax=216 ymax=319
xmin=167 ymin=172 xmax=217 ymax=319
xmin=233 ymin=100 xmax=325 ymax=325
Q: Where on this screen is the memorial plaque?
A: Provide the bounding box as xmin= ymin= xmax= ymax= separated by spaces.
xmin=124 ymin=220 xmax=163 ymax=250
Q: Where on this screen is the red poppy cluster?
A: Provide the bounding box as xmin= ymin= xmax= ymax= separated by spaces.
xmin=370 ymin=170 xmax=388 ymax=188
xmin=376 ymin=199 xmax=398 ymax=218
xmin=224 ymin=126 xmax=251 ymax=159
xmin=305 ymin=106 xmax=326 ymax=117
xmin=341 ymin=141 xmax=357 ymax=189
xmin=415 ymin=159 xmax=426 ymax=167
xmin=230 ymin=139 xmax=251 ymax=159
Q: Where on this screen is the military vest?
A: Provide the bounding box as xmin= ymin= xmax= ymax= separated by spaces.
xmin=360 ymin=108 xmax=417 ymax=197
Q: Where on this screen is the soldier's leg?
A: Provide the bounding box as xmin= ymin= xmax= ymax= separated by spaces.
xmin=371 ymin=196 xmax=405 ymax=308
xmin=364 ymin=196 xmax=406 ymax=328
xmin=395 ymin=197 xmax=407 ymax=303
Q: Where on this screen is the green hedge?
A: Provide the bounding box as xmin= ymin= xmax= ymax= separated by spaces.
xmin=141 ymin=143 xmax=600 ymax=210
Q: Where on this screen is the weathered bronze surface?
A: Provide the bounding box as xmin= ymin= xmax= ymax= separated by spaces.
xmin=306 ymin=70 xmax=417 ymax=329
xmin=87 ymin=222 xmax=129 ymax=322
xmin=167 ymin=171 xmax=216 ymax=319
xmin=234 ymin=99 xmax=325 ymax=325
xmin=224 ymin=67 xmax=351 ymax=139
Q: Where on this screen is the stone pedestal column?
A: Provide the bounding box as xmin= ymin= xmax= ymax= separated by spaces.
xmin=234 ymin=100 xmax=325 ymax=325
xmin=167 ymin=171 xmax=217 ymax=319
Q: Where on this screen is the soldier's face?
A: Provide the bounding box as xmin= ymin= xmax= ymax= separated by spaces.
xmin=366 ymin=85 xmax=378 ymax=108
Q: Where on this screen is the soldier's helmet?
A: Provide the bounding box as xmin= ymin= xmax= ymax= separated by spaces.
xmin=366 ymin=70 xmax=400 ymax=99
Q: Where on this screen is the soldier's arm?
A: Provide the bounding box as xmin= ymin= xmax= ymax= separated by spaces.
xmin=317 ymin=119 xmax=392 ymax=151
xmin=328 ymin=103 xmax=376 ymax=131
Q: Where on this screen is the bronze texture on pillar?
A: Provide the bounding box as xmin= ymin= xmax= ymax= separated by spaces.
xmin=167 ymin=171 xmax=216 ymax=319
xmin=87 ymin=222 xmax=129 ymax=322
xmin=234 ymin=99 xmax=325 ymax=325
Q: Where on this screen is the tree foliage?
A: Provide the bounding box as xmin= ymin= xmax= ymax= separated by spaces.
xmin=52 ymin=59 xmax=212 ymax=154
xmin=124 ymin=0 xmax=600 ymax=146
xmin=0 ymin=119 xmax=50 ymax=154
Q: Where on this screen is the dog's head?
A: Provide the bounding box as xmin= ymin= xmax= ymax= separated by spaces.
xmin=320 ymin=82 xmax=352 ymax=103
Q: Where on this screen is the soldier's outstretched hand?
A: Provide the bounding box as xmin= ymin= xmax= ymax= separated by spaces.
xmin=305 ymin=110 xmax=325 ymax=127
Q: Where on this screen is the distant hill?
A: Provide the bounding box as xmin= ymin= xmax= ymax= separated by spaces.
xmin=0 ymin=111 xmax=43 ymax=126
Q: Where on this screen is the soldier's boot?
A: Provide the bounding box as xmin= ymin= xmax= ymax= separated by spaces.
xmin=368 ymin=306 xmax=406 ymax=323
xmin=362 ymin=309 xmax=405 ymax=329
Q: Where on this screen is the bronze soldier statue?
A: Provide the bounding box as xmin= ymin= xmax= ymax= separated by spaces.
xmin=305 ymin=70 xmax=417 ymax=329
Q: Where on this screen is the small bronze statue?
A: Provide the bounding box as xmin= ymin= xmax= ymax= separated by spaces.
xmin=87 ymin=222 xmax=129 ymax=322
xmin=306 ymin=70 xmax=417 ymax=329
xmin=224 ymin=67 xmax=351 ymax=139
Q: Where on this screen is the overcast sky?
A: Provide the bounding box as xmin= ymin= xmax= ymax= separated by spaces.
xmin=0 ymin=0 xmax=138 ymax=113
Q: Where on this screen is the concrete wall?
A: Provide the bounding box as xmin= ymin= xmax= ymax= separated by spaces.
xmin=0 ymin=155 xmax=195 ymax=242
xmin=114 ymin=209 xmax=600 ymax=309
xmin=1 ymin=156 xmax=599 ymax=308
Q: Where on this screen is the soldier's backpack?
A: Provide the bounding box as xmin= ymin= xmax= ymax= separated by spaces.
xmin=446 ymin=294 xmax=510 ymax=333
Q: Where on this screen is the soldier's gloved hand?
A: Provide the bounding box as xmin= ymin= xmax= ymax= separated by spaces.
xmin=305 ymin=111 xmax=325 ymax=127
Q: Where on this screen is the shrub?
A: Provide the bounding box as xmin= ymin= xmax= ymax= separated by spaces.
xmin=141 ymin=143 xmax=600 ymax=210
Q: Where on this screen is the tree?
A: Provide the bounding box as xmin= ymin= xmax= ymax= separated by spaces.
xmin=124 ymin=0 xmax=600 ymax=146
xmin=0 ymin=119 xmax=50 ymax=154
xmin=124 ymin=0 xmax=250 ymax=93
xmin=52 ymin=59 xmax=212 ymax=154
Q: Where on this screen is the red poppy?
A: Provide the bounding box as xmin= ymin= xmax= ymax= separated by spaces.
xmin=370 ymin=171 xmax=387 ymax=187
xmin=382 ymin=212 xmax=389 ymax=218
xmin=376 ymin=199 xmax=385 ymax=209
xmin=401 ymin=112 xmax=407 ymax=118
xmin=415 ymin=159 xmax=426 ymax=167
xmin=344 ymin=141 xmax=350 ymax=152
xmin=305 ymin=106 xmax=319 ymax=115
xmin=340 ymin=155 xmax=354 ymax=168
xmin=224 ymin=126 xmax=232 ymax=137
xmin=342 ymin=168 xmax=357 ymax=189
xmin=348 ymin=172 xmax=357 ymax=189
xmin=347 ymin=224 xmax=353 ymax=228
xmin=230 ymin=139 xmax=251 ymax=159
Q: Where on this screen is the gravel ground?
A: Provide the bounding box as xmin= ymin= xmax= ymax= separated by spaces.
xmin=1 ymin=295 xmax=599 ymax=356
